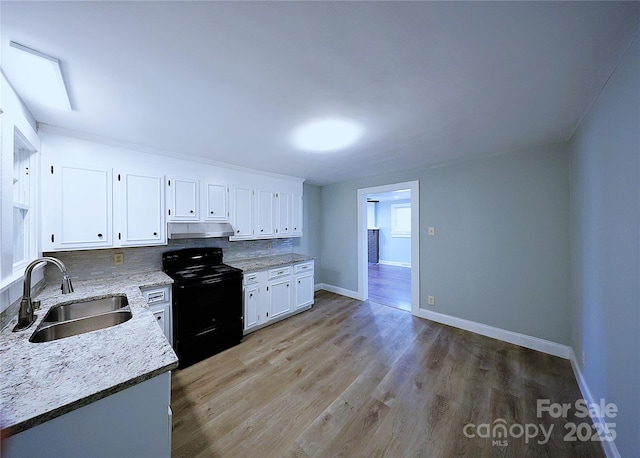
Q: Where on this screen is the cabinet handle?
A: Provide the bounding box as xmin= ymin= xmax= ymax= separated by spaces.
xmin=298 ymin=280 xmax=301 ymax=284
xmin=98 ymin=233 xmax=103 ymax=238
xmin=285 ymin=228 xmax=288 ymax=231
xmin=261 ymin=229 xmax=264 ymax=232
xmin=153 ymin=232 xmax=158 ymax=236
xmin=190 ymin=210 xmax=194 ymax=214
xmin=250 ymin=293 xmax=253 ymax=297
xmin=237 ymin=230 xmax=240 ymax=234
xmin=157 ymin=316 xmax=162 ymax=321
xmin=275 ymin=229 xmax=278 ymax=233
xmin=210 ymin=211 xmax=215 ymax=214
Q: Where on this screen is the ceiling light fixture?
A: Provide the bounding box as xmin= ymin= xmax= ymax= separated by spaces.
xmin=8 ymin=41 xmax=71 ymax=111
xmin=293 ymin=118 xmax=362 ymax=152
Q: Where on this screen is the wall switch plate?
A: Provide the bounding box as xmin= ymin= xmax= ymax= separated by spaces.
xmin=428 ymin=295 xmax=435 ymax=306
xmin=428 ymin=227 xmax=435 ymax=236
xmin=114 ymin=253 xmax=124 ymax=265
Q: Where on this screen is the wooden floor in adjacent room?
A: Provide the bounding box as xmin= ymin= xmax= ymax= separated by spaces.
xmin=368 ymin=263 xmax=412 ymax=312
xmin=171 ymin=291 xmax=605 ymax=458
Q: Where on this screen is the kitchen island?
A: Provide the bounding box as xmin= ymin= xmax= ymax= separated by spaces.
xmin=0 ymin=271 xmax=178 ymax=457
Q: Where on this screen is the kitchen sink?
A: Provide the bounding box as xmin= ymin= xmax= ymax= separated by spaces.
xmin=41 ymin=295 xmax=129 ymax=323
xmin=30 ymin=311 xmax=133 ymax=343
xmin=29 ymin=295 xmax=133 ymax=343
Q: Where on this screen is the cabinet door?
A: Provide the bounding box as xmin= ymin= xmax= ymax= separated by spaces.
xmin=53 ymin=165 xmax=112 ymax=249
xmin=244 ymin=285 xmax=260 ymax=330
xmin=295 ymin=273 xmax=314 ymax=310
xmin=276 ymin=193 xmax=290 ymax=236
xmin=256 ymin=190 xmax=275 ymax=237
xmin=119 ymin=171 xmax=165 ymax=246
xmin=268 ymin=279 xmax=292 ymax=319
xmin=152 ymin=307 xmax=168 ymax=338
xmin=205 ymin=183 xmax=228 ymax=221
xmin=231 ymin=187 xmax=253 ymax=238
xmin=290 ymin=194 xmax=303 ymax=236
xmin=169 ymin=178 xmax=199 ymax=220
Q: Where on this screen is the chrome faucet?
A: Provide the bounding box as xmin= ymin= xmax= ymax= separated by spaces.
xmin=13 ymin=257 xmax=74 ymax=332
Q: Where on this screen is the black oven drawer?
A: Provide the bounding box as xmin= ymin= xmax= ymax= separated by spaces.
xmin=173 ymin=277 xmax=242 ymax=338
xmin=175 ymin=319 xmax=242 ymax=367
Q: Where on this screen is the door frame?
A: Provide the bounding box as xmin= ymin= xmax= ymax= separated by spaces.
xmin=357 ymin=180 xmax=420 ymax=315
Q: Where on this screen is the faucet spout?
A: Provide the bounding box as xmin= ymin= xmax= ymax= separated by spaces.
xmin=14 ymin=257 xmax=74 ymax=332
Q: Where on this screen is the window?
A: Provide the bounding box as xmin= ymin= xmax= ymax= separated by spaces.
xmin=391 ymin=203 xmax=411 ymax=237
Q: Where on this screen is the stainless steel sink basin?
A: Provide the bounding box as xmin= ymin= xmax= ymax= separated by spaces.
xmin=41 ymin=295 xmax=129 ymax=323
xmin=30 ymin=311 xmax=133 ymax=343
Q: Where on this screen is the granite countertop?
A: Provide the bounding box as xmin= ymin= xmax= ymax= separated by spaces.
xmin=0 ymin=271 xmax=178 ymax=436
xmin=226 ymin=253 xmax=314 ymax=273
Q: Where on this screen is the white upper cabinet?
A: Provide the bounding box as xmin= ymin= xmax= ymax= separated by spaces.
xmin=204 ymin=183 xmax=229 ymax=221
xmin=291 ymin=194 xmax=303 ymax=236
xmin=50 ymin=165 xmax=113 ymax=250
xmin=43 ymin=164 xmax=167 ymax=251
xmin=39 ymin=133 xmax=304 ymax=250
xmin=117 ymin=171 xmax=165 ymax=246
xmin=275 ymin=192 xmax=290 ymax=236
xmin=168 ymin=178 xmax=199 ymax=221
xmin=256 ymin=190 xmax=275 ymax=237
xmin=231 ymin=186 xmax=254 ymax=239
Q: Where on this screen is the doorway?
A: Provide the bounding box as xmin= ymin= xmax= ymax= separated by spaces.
xmin=357 ymin=181 xmax=419 ymax=315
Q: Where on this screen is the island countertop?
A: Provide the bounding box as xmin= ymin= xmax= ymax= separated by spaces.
xmin=226 ymin=253 xmax=314 ymax=273
xmin=0 ymin=271 xmax=178 ymax=436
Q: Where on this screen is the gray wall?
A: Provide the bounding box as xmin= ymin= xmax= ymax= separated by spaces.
xmin=568 ymin=32 xmax=639 ymax=456
xmin=293 ymin=183 xmax=322 ymax=264
xmin=319 ymin=143 xmax=571 ymax=344
xmin=378 ymin=199 xmax=411 ymax=265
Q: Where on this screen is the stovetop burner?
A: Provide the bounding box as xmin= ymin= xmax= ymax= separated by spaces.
xmin=163 ymin=247 xmax=242 ymax=286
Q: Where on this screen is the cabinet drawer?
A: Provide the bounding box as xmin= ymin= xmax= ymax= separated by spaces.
xmin=244 ymin=272 xmax=260 ymax=285
xmin=294 ymin=261 xmax=314 ymax=274
xmin=142 ymin=286 xmax=170 ymax=305
xmin=269 ymin=266 xmax=291 ymax=280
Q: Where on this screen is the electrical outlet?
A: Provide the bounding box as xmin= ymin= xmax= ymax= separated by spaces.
xmin=428 ymin=227 xmax=435 ymax=236
xmin=428 ymin=295 xmax=435 ymax=306
xmin=114 ymin=253 xmax=124 ymax=265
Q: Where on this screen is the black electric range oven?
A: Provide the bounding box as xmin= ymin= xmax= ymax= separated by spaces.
xmin=162 ymin=247 xmax=243 ymax=367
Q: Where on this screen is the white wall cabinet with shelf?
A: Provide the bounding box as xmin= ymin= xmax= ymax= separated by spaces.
xmin=242 ymin=260 xmax=313 ymax=335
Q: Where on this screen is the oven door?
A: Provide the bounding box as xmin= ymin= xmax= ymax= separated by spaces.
xmin=173 ymin=276 xmax=242 ymax=339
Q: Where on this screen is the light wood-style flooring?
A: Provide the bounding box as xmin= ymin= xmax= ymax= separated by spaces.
xmin=368 ymin=263 xmax=412 ymax=312
xmin=171 ymin=291 xmax=605 ymax=457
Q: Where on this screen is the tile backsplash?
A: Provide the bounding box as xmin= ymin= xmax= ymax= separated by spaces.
xmin=44 ymin=238 xmax=293 ymax=283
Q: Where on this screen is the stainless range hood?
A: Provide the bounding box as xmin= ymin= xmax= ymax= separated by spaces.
xmin=168 ymin=222 xmax=235 ymax=239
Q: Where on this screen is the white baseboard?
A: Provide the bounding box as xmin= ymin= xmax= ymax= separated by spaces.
xmin=567 ymin=350 xmax=621 ymax=458
xmin=316 ymin=283 xmax=361 ymax=300
xmin=415 ymin=308 xmax=573 ymax=358
xmin=378 ymin=260 xmax=411 ymax=268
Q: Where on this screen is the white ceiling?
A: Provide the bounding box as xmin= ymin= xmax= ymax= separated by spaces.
xmin=2 ymin=1 xmax=639 ymax=185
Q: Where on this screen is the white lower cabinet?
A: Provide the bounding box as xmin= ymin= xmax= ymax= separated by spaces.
xmin=141 ymin=285 xmax=173 ymax=347
xmin=243 ymin=260 xmax=314 ymax=334
xmin=3 ymin=372 xmax=172 ymax=458
xmin=267 ymin=266 xmax=292 ymax=319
